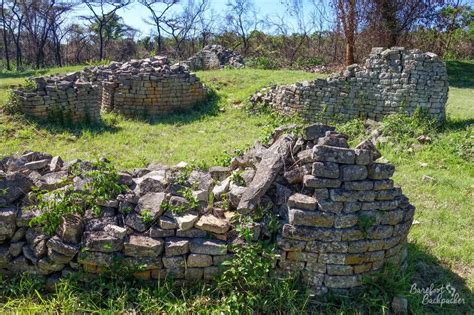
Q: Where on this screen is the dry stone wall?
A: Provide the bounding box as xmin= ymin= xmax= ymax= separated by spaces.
xmin=11 ymin=56 xmax=207 ymax=123
xmin=0 ymin=124 xmax=414 ymax=294
xmin=186 ymin=45 xmax=245 ymax=71
xmin=252 ymin=47 xmax=448 ymax=122
xmin=12 ymin=75 xmax=101 ymax=124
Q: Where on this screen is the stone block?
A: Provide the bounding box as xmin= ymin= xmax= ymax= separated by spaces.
xmin=288 ymin=209 xmax=334 ymax=227
xmin=287 ymin=193 xmax=318 ymax=211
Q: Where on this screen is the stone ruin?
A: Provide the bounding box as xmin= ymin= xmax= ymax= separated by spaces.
xmin=186 ymin=45 xmax=245 ymax=71
xmin=0 ymin=123 xmax=414 ymax=294
xmin=11 ymin=56 xmax=208 ymax=123
xmin=251 ymin=47 xmax=448 ymax=122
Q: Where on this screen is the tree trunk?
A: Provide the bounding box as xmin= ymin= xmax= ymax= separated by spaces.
xmin=345 ymin=0 xmax=356 ymax=65
xmin=1 ymin=0 xmax=10 ymax=71
xmin=2 ymin=26 xmax=10 ymax=71
xmin=99 ymin=22 xmax=104 ymax=60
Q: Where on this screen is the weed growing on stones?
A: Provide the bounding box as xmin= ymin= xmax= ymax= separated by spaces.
xmin=30 ymin=161 xmax=126 ymax=234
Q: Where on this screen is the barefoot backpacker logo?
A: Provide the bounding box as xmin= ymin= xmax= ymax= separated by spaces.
xmin=410 ymin=283 xmax=466 ymax=306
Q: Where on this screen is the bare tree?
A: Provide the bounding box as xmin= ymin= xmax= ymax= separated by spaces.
xmin=336 ymin=0 xmax=357 ymax=65
xmin=365 ymin=0 xmax=447 ymax=47
xmin=163 ymin=0 xmax=209 ymax=57
xmin=0 ymin=0 xmax=10 ymax=70
xmin=140 ymin=0 xmax=178 ymax=54
xmin=82 ymin=0 xmax=130 ymax=61
xmin=225 ymin=0 xmax=258 ymax=56
xmin=21 ymin=0 xmax=73 ymax=68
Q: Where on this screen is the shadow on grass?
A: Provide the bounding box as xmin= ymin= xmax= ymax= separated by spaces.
xmin=310 ymin=243 xmax=473 ymax=314
xmin=120 ymin=89 xmax=222 ymax=126
xmin=446 ymin=60 xmax=474 ymax=89
xmin=3 ymin=89 xmax=222 ymax=136
xmin=0 ymin=69 xmax=50 ymax=80
xmin=443 ymin=116 xmax=474 ymax=132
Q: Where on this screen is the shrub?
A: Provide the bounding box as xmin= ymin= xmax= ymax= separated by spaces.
xmin=246 ymin=56 xmax=279 ymax=70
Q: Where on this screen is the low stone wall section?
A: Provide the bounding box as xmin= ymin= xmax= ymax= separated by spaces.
xmin=10 ymin=56 xmax=208 ymax=123
xmin=186 ymin=45 xmax=244 ymax=71
xmin=12 ymin=77 xmax=101 ymax=124
xmin=252 ymin=47 xmax=448 ymax=122
xmin=0 ymin=124 xmax=414 ymax=294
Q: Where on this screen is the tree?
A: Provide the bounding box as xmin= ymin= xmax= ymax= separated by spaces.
xmin=140 ymin=0 xmax=178 ymax=54
xmin=225 ymin=0 xmax=258 ymax=56
xmin=20 ymin=0 xmax=74 ymax=68
xmin=1 ymin=0 xmax=11 ymax=70
xmin=82 ymin=0 xmax=130 ymax=61
xmin=163 ymin=0 xmax=209 ymax=57
xmin=365 ymin=0 xmax=447 ymax=47
xmin=337 ymin=0 xmax=357 ymax=65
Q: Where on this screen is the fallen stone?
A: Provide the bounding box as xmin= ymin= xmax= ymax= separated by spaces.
xmin=49 ymin=156 xmax=64 ymax=172
xmin=209 ymin=166 xmax=231 ymax=181
xmin=37 ymin=171 xmax=69 ymax=191
xmin=24 ymin=159 xmax=50 ymax=171
xmin=0 ymin=172 xmax=33 ymax=203
xmin=302 ymin=124 xmax=335 ymax=141
xmin=238 ymin=135 xmax=293 ymax=213
xmin=355 ymin=139 xmax=381 ymax=160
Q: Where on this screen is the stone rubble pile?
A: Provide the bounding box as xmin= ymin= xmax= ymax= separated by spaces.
xmin=186 ymin=45 xmax=245 ymax=71
xmin=0 ymin=123 xmax=414 ymax=293
xmin=11 ymin=56 xmax=207 ymax=123
xmin=251 ymin=47 xmax=448 ymax=122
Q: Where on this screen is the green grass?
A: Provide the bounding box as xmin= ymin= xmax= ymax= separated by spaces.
xmin=0 ymin=62 xmax=473 ymax=313
xmin=0 ymin=69 xmax=316 ymax=169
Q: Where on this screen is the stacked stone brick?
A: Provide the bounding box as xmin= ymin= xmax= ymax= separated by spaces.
xmin=0 ymin=124 xmax=415 ymax=293
xmin=276 ymin=126 xmax=414 ymax=293
xmin=11 ymin=56 xmax=208 ymax=123
xmin=186 ymin=44 xmax=245 ymax=71
xmin=252 ymin=47 xmax=448 ymax=122
xmin=13 ymin=74 xmax=101 ymax=124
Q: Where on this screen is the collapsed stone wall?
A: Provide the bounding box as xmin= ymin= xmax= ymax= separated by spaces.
xmin=186 ymin=45 xmax=245 ymax=71
xmin=0 ymin=124 xmax=414 ymax=293
xmin=252 ymin=47 xmax=448 ymax=122
xmin=11 ymin=56 xmax=208 ymax=123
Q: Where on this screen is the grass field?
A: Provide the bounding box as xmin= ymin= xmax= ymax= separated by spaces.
xmin=0 ymin=62 xmax=472 ymax=313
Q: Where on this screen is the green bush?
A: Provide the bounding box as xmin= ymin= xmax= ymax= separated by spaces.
xmin=246 ymin=56 xmax=279 ymax=70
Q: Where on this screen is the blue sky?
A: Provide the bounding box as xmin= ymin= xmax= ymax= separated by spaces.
xmin=71 ymin=0 xmax=317 ymax=38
